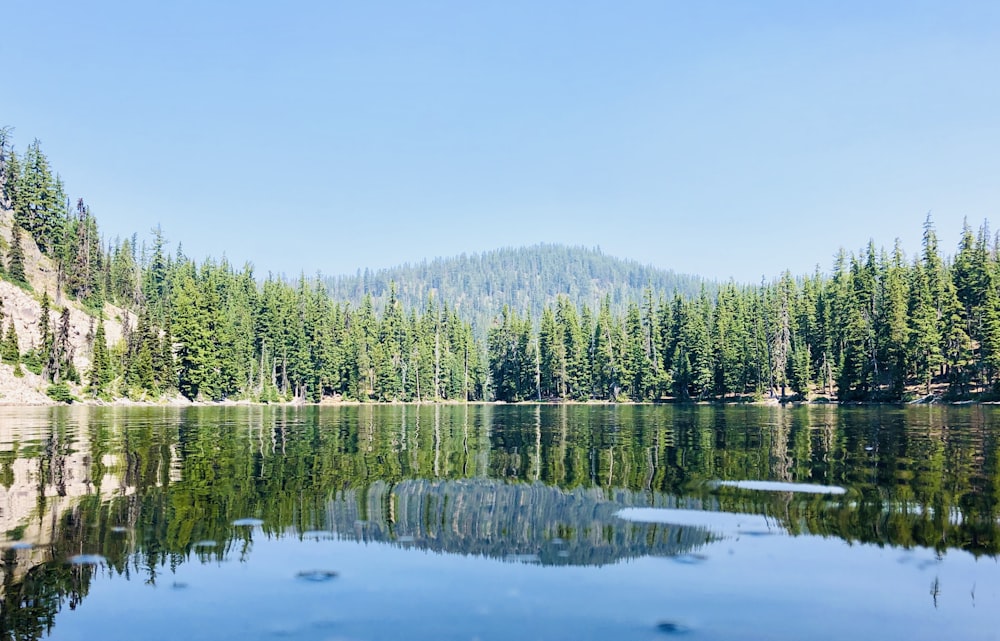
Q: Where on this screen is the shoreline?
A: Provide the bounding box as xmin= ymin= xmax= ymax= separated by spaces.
xmin=3 ymin=396 xmax=998 ymax=408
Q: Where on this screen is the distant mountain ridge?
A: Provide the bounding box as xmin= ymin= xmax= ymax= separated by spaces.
xmin=324 ymin=243 xmax=710 ymax=330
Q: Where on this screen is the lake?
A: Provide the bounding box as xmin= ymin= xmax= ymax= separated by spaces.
xmin=0 ymin=404 xmax=997 ymax=640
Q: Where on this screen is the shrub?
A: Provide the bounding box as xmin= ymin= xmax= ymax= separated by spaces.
xmin=46 ymin=382 xmax=75 ymax=404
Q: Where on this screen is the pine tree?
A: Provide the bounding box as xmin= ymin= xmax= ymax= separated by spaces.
xmin=488 ymin=306 xmax=534 ymax=402
xmin=63 ymin=199 xmax=104 ymax=308
xmin=981 ymin=279 xmax=1000 ymax=390
xmin=51 ymin=307 xmax=71 ymax=383
xmin=7 ymin=224 xmax=28 ymax=287
xmin=376 ymin=282 xmax=406 ymax=400
xmin=771 ymin=272 xmax=794 ymax=398
xmin=538 ymin=306 xmax=563 ymax=398
xmin=951 ymin=221 xmax=993 ymax=390
xmin=39 ymin=291 xmax=53 ymax=381
xmin=908 ymin=261 xmax=942 ymax=394
xmin=0 ymin=127 xmax=14 ymax=211
xmin=172 ymin=273 xmax=214 ymax=400
xmin=877 ymin=243 xmax=909 ymax=398
xmin=157 ymin=322 xmax=176 ymax=390
xmin=591 ymin=298 xmax=618 ymax=399
xmin=557 ymin=298 xmax=588 ymax=399
xmin=941 ymin=277 xmax=972 ymax=395
xmin=622 ymin=301 xmax=650 ymax=400
xmin=14 ymin=140 xmax=66 ymax=256
xmin=713 ymin=284 xmax=742 ymax=398
xmin=88 ymin=319 xmax=111 ymax=396
xmin=653 ymin=296 xmax=675 ymax=398
xmin=687 ymin=290 xmax=715 ymax=398
xmin=787 ymin=339 xmax=811 ymax=396
xmin=519 ymin=311 xmax=538 ymax=400
xmin=1 ymin=320 xmax=20 ymax=364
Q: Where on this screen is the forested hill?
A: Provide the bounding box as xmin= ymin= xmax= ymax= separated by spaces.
xmin=6 ymin=128 xmax=1000 ymax=406
xmin=325 ymin=244 xmax=710 ymax=330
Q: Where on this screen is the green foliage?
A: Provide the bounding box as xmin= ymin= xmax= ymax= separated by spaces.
xmin=6 ymin=224 xmax=28 ymax=287
xmin=0 ymin=403 xmax=996 ymax=634
xmin=45 ymin=382 xmax=74 ymax=403
xmin=21 ymin=349 xmax=42 ymax=375
xmin=487 ymin=306 xmax=536 ymax=402
xmin=88 ymin=319 xmax=111 ymax=397
xmin=482 ymin=218 xmax=1000 ymax=403
xmin=62 ymin=199 xmax=105 ymax=308
xmin=326 ymin=244 xmax=711 ymax=336
xmin=0 ymin=126 xmax=15 ymax=211
xmin=12 ymin=139 xmax=67 ymax=257
xmin=7 ymin=127 xmax=1000 ymax=404
xmin=1 ymin=319 xmax=19 ymax=364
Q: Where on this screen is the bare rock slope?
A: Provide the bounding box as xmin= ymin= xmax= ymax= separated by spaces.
xmin=0 ymin=207 xmax=132 ymax=404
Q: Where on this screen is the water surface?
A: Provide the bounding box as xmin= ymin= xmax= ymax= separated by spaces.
xmin=1 ymin=405 xmax=997 ymax=640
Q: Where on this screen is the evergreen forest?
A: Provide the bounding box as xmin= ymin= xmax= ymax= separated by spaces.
xmin=325 ymin=243 xmax=709 ymax=331
xmin=2 ymin=128 xmax=1000 ymax=404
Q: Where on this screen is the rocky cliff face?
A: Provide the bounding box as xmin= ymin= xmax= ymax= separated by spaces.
xmin=0 ymin=207 xmax=133 ymax=404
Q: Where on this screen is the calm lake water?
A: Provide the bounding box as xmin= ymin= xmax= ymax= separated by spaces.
xmin=1 ymin=404 xmax=998 ymax=640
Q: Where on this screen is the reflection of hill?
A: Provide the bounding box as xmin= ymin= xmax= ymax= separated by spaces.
xmin=0 ymin=405 xmax=994 ymax=641
xmin=324 ymin=479 xmax=717 ymax=566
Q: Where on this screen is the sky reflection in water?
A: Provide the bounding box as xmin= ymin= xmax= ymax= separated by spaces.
xmin=48 ymin=524 xmax=997 ymax=641
xmin=0 ymin=404 xmax=998 ymax=640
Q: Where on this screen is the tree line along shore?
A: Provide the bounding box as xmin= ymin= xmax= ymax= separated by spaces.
xmin=1 ymin=130 xmax=998 ymax=405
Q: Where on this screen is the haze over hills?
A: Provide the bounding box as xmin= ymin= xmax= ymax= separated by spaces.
xmin=324 ymin=244 xmax=711 ymax=330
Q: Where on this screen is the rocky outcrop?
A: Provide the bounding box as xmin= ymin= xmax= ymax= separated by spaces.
xmin=0 ymin=207 xmax=133 ymax=403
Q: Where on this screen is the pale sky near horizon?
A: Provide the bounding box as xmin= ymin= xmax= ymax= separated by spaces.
xmin=3 ymin=1 xmax=999 ymax=281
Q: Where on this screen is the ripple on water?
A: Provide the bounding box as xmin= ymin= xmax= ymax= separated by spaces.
xmin=504 ymin=553 xmax=541 ymax=564
xmin=670 ymin=553 xmax=708 ymax=565
xmin=296 ymin=570 xmax=339 ymax=583
xmin=232 ymin=518 xmax=264 ymax=527
xmin=301 ymin=530 xmax=334 ymax=540
xmin=9 ymin=542 xmax=34 ymax=550
xmin=193 ymin=540 xmax=218 ymax=548
xmin=656 ymin=621 xmax=692 ymax=635
xmin=69 ymin=554 xmax=107 ymax=565
xmin=712 ymin=480 xmax=847 ymax=495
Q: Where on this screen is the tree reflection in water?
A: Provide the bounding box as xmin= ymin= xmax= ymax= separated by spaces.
xmin=0 ymin=404 xmax=997 ymax=639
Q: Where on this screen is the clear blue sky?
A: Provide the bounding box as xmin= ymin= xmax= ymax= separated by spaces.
xmin=3 ymin=0 xmax=999 ymax=281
